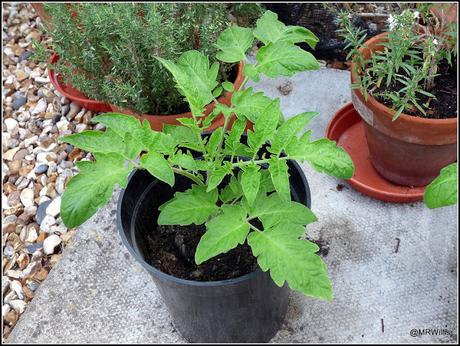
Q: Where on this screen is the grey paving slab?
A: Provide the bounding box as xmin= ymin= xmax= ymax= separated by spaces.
xmin=7 ymin=68 xmax=457 ymax=344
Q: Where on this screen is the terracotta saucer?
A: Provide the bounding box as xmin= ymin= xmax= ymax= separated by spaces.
xmin=326 ymin=103 xmax=425 ymax=203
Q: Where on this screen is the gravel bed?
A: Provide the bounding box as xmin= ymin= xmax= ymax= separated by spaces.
xmin=2 ymin=3 xmax=105 ymax=339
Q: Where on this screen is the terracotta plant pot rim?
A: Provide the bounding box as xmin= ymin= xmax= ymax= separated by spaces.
xmin=350 ymin=32 xmax=457 ymax=126
xmin=110 ymin=61 xmax=245 ymax=118
xmin=48 ymin=53 xmax=112 ymax=112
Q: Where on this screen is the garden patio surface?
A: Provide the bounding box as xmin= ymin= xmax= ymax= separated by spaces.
xmin=6 ymin=67 xmax=458 ymax=344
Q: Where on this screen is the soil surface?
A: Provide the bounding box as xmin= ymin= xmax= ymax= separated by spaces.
xmin=375 ymin=59 xmax=457 ymax=119
xmin=143 ymin=223 xmax=258 ymax=281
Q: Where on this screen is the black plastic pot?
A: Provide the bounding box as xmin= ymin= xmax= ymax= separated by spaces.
xmin=117 ymin=137 xmax=312 ymax=343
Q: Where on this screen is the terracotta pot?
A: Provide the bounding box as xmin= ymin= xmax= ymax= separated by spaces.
xmin=31 ymin=3 xmax=52 ymax=23
xmin=110 ymin=62 xmax=245 ymax=132
xmin=350 ymin=33 xmax=457 ymax=186
xmin=48 ymin=54 xmax=113 ymax=112
xmin=30 ymin=3 xmax=78 ymax=25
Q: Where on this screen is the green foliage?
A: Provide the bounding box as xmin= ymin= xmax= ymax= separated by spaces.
xmin=250 ymin=193 xmax=317 ymax=229
xmin=241 ymin=164 xmax=261 ymax=206
xmin=253 ymin=10 xmax=319 ymax=48
xmin=158 ymin=185 xmax=219 ymax=225
xmin=248 ymin=223 xmax=332 ymax=301
xmin=268 ymin=158 xmax=290 ymax=201
xmin=195 ymin=205 xmax=250 ymax=264
xmin=254 ymin=42 xmax=320 ymax=79
xmin=287 ymin=138 xmax=355 ymax=179
xmin=61 ymin=153 xmax=131 ymax=228
xmin=270 ymin=112 xmax=318 ymax=154
xmin=231 ymin=87 xmax=273 ymax=123
xmin=215 ymin=26 xmax=254 ymax=63
xmin=140 ymin=152 xmax=175 ymax=187
xmin=337 ymin=8 xmax=457 ymax=120
xmin=156 ymin=51 xmax=219 ymax=117
xmin=41 ymin=3 xmax=231 ymax=115
xmin=59 ymin=11 xmax=356 ymax=300
xmin=424 ymin=162 xmax=457 ymax=209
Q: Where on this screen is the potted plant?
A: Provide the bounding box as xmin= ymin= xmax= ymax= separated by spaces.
xmin=337 ymin=6 xmax=457 ymax=187
xmin=58 ymin=12 xmax=354 ymax=342
xmin=37 ymin=3 xmax=244 ymax=130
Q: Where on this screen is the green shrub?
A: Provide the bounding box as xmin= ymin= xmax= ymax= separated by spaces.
xmin=41 ymin=3 xmax=233 ymax=115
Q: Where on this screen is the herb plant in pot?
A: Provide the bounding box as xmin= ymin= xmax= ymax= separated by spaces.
xmin=39 ymin=3 xmax=241 ymax=130
xmin=58 ymin=12 xmax=354 ymax=343
xmin=338 ymin=7 xmax=457 ymax=187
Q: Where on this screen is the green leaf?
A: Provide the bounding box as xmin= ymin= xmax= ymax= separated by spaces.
xmin=224 ymin=145 xmax=254 ymax=158
xmin=254 ymin=10 xmax=319 ymax=48
xmin=163 ymin=124 xmax=202 ymax=152
xmin=424 ymin=162 xmax=457 ymax=209
xmin=243 ymin=64 xmax=260 ymax=82
xmin=61 ymin=153 xmax=131 ymax=228
xmin=195 ymin=204 xmax=250 ymax=264
xmin=140 ymin=151 xmax=174 ymax=187
xmin=60 ymin=129 xmax=125 ymax=155
xmin=206 ymin=127 xmax=223 ymax=159
xmin=202 ymin=109 xmax=222 ymax=129
xmin=224 ymin=118 xmax=246 ymax=155
xmin=247 ymin=98 xmax=282 ymax=151
xmin=259 ymin=170 xmax=276 ymax=194
xmin=214 ymin=103 xmax=234 ymax=119
xmin=123 ymin=131 xmax=143 ymax=160
xmin=255 ymin=41 xmax=320 ymax=78
xmin=92 ymin=113 xmax=142 ymax=139
xmin=142 ymin=129 xmax=176 ymax=155
xmin=158 ymin=185 xmax=219 ymax=226
xmin=290 ymin=138 xmax=354 ymax=179
xmin=231 ymin=87 xmax=273 ymax=123
xmin=169 ymin=152 xmax=198 ymax=171
xmin=241 ymin=164 xmax=261 ymax=206
xmin=247 ymin=224 xmax=333 ymax=301
xmin=251 ymin=193 xmax=316 ymax=228
xmin=215 ymin=26 xmax=254 ymax=63
xmin=176 ymin=117 xmax=197 ymax=127
xmin=268 ymin=158 xmax=290 ymax=201
xmin=284 ymin=131 xmax=310 ymax=158
xmin=156 ymin=51 xmax=218 ymax=116
xmin=222 ymin=81 xmax=234 ymax=92
xmin=212 ymin=86 xmax=223 ymax=98
xmin=269 ymin=112 xmax=319 ymax=154
xmin=207 ymin=162 xmax=233 ymax=192
xmin=220 ymin=175 xmax=243 ymax=203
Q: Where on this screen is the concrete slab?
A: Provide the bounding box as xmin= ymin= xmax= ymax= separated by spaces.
xmin=7 ymin=68 xmax=457 ymax=344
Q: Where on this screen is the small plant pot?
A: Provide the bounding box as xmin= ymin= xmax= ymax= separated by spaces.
xmin=117 ymin=136 xmax=312 ymax=343
xmin=48 ymin=54 xmax=113 ymax=112
xmin=351 ymin=33 xmax=457 ymax=186
xmin=110 ymin=62 xmax=245 ymax=132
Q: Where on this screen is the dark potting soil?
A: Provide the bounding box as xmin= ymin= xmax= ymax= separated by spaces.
xmin=375 ymin=58 xmax=457 ymax=119
xmin=143 ymin=223 xmax=259 ymax=281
